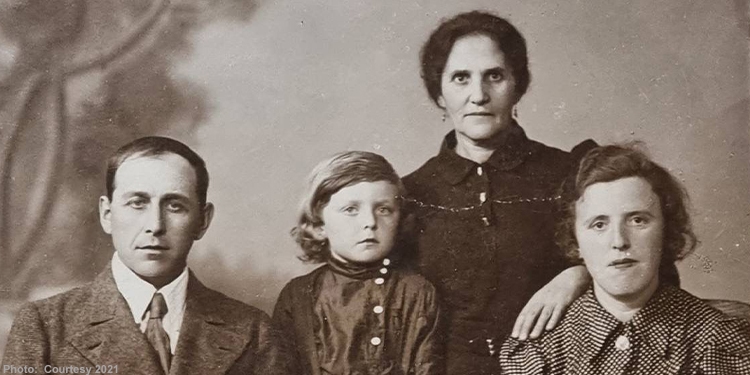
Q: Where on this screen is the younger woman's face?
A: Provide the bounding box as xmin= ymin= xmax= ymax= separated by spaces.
xmin=574 ymin=176 xmax=664 ymax=303
xmin=319 ymin=181 xmax=401 ymax=264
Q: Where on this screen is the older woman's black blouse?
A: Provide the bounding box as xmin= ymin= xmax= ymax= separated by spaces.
xmin=402 ymin=123 xmax=594 ymax=374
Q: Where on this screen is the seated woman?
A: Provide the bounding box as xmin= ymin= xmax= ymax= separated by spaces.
xmin=500 ymin=145 xmax=750 ymax=374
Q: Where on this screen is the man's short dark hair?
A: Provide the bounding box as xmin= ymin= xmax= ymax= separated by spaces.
xmin=106 ymin=136 xmax=209 ymax=207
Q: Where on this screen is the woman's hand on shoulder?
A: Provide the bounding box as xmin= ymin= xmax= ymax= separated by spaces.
xmin=511 ymin=265 xmax=590 ymax=340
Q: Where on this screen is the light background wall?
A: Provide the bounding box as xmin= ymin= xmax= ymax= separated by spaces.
xmin=169 ymin=0 xmax=750 ymax=313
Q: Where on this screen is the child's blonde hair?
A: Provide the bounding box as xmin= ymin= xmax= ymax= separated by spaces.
xmin=292 ymin=151 xmax=408 ymax=263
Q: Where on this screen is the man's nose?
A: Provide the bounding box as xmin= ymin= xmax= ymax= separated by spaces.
xmin=611 ymin=223 xmax=631 ymax=251
xmin=144 ymin=206 xmax=166 ymax=235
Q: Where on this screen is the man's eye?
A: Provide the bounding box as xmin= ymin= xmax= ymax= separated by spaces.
xmin=166 ymin=202 xmax=186 ymax=213
xmin=127 ymin=199 xmax=147 ymax=209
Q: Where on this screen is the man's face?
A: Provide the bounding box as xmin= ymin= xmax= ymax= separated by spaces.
xmin=99 ymin=153 xmax=213 ymax=287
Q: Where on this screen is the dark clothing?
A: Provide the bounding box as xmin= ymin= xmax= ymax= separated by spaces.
xmin=402 ymin=124 xmax=595 ymax=375
xmin=500 ymin=286 xmax=750 ymax=374
xmin=273 ymin=259 xmax=444 ymax=375
xmin=1 ymin=266 xmax=297 ymax=375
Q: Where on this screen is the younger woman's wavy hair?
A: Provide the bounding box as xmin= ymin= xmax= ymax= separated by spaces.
xmin=556 ymin=144 xmax=698 ymax=284
xmin=292 ymin=151 xmax=409 ymax=263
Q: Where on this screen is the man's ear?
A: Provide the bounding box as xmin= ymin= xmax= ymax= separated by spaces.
xmin=99 ymin=196 xmax=113 ymax=234
xmin=194 ymin=202 xmax=215 ymax=240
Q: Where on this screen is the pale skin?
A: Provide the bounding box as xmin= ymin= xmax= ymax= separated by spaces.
xmin=574 ymin=177 xmax=664 ymax=322
xmin=439 ymin=34 xmax=591 ymax=340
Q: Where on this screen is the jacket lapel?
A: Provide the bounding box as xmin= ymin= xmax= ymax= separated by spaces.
xmin=169 ymin=273 xmax=249 ymax=375
xmin=67 ymin=266 xmax=164 ymax=374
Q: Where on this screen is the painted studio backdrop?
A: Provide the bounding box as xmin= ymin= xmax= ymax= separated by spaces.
xmin=0 ymin=0 xmax=748 ymax=353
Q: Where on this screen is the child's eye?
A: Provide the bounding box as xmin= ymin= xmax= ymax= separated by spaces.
xmin=376 ymin=206 xmax=394 ymax=215
xmin=342 ymin=206 xmax=358 ymax=215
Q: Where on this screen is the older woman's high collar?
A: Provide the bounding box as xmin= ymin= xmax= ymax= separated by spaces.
xmin=436 ymin=121 xmax=535 ymax=185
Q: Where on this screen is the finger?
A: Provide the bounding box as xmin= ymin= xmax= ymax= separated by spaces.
xmin=518 ymin=307 xmax=542 ymax=341
xmin=546 ymin=305 xmax=564 ymax=331
xmin=529 ymin=306 xmax=553 ymax=339
xmin=511 ymin=310 xmax=527 ymax=338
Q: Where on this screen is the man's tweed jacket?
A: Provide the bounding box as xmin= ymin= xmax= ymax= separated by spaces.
xmin=1 ymin=266 xmax=297 ymax=375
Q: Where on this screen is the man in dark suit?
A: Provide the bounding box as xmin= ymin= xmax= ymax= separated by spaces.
xmin=1 ymin=137 xmax=297 ymax=375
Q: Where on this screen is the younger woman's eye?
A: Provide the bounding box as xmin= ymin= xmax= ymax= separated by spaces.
xmin=487 ymin=72 xmax=503 ymax=82
xmin=591 ymin=221 xmax=607 ymax=230
xmin=342 ymin=206 xmax=358 ymax=215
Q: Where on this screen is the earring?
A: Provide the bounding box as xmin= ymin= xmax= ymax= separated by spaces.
xmin=512 ymin=106 xmax=518 ymax=120
xmin=441 ymin=113 xmax=446 ymax=122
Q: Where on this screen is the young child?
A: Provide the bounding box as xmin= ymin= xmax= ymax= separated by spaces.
xmin=273 ymin=151 xmax=444 ymax=375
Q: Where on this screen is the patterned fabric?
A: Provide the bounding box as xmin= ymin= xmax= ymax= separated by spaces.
xmin=500 ymin=286 xmax=750 ymax=374
xmin=402 ymin=123 xmax=596 ymax=374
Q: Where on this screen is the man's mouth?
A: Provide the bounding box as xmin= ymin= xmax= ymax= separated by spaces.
xmin=138 ymin=245 xmax=168 ymax=250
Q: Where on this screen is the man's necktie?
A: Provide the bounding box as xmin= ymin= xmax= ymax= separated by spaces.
xmin=146 ymin=293 xmax=172 ymax=374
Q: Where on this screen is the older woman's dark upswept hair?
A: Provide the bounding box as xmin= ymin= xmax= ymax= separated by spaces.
xmin=292 ymin=151 xmax=409 ymax=263
xmin=556 ymin=144 xmax=698 ymax=286
xmin=420 ymin=11 xmax=531 ymax=108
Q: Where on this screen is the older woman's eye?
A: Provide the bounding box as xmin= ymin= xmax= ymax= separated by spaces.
xmin=630 ymin=216 xmax=649 ymax=226
xmin=451 ymin=73 xmax=469 ymax=84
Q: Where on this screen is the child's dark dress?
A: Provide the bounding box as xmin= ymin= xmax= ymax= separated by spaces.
xmin=273 ymin=257 xmax=444 ymax=375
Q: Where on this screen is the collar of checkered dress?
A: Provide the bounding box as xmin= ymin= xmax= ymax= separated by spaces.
xmin=576 ymin=286 xmax=677 ymax=363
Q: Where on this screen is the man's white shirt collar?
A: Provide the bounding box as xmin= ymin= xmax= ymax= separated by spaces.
xmin=111 ymin=252 xmax=187 ymax=354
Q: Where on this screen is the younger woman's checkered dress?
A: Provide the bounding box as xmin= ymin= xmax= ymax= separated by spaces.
xmin=500 ymin=286 xmax=750 ymax=374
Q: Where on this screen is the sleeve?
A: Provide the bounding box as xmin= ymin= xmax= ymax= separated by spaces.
xmin=698 ymin=316 xmax=750 ymax=374
xmin=498 ymin=337 xmax=545 ymax=375
xmin=1 ymin=303 xmax=49 ymax=373
xmin=270 ymin=282 xmax=307 ymax=374
xmin=412 ymin=285 xmax=445 ymax=375
xmin=228 ymin=310 xmax=301 ymax=375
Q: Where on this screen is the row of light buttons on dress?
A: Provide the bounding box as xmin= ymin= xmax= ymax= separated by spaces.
xmin=477 ymin=166 xmax=491 ymax=226
xmin=370 ymin=258 xmax=390 ymax=346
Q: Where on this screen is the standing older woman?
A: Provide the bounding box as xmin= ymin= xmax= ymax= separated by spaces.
xmin=403 ymin=11 xmax=595 ymax=374
xmin=500 ymin=145 xmax=750 ymax=374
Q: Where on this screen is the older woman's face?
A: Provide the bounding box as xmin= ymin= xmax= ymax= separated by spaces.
xmin=438 ymin=34 xmax=517 ymax=145
xmin=575 ymin=176 xmax=664 ymax=303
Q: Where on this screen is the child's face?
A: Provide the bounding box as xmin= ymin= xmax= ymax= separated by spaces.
xmin=319 ymin=180 xmax=401 ymax=264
